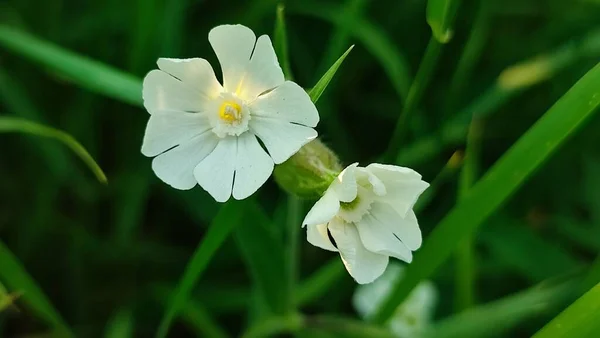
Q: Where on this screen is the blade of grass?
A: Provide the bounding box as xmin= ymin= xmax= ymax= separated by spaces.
xmin=0 ymin=117 xmax=106 ymax=183
xmin=289 ymin=1 xmax=412 ymax=102
xmin=104 ymin=308 xmax=133 ymax=338
xmin=156 ymin=200 xmax=245 ymax=338
xmin=397 ymin=27 xmax=600 ymax=166
xmin=285 ymin=195 xmax=302 ymax=313
xmin=454 ymin=118 xmax=482 ymax=312
xmin=308 ymin=45 xmax=354 ymax=103
xmin=0 ymin=25 xmax=142 ymax=106
xmin=0 ymin=240 xmax=74 ymax=337
xmin=424 ymin=278 xmax=578 ymax=338
xmin=427 ymin=0 xmax=462 ymax=43
xmin=274 ymin=4 xmax=293 ymax=80
xmin=372 ymin=61 xmax=600 ymax=323
xmin=532 ymin=282 xmax=600 ymax=338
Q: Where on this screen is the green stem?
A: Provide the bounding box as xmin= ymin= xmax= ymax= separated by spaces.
xmin=454 ymin=117 xmax=482 ymax=312
xmin=306 ymin=315 xmax=395 ymax=338
xmin=286 ymin=194 xmax=302 ymax=313
xmin=242 ymin=313 xmax=304 ymax=338
xmin=384 ymin=37 xmax=443 ymax=161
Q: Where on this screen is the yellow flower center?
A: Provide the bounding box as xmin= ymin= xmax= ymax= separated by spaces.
xmin=219 ymin=101 xmax=242 ymax=122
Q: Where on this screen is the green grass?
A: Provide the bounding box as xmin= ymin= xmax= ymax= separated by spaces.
xmin=1 ymin=0 xmax=600 ymax=337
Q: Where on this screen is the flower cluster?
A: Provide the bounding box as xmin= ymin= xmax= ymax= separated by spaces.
xmin=141 ymin=24 xmax=429 ymax=283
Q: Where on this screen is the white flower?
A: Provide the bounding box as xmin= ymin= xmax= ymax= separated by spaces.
xmin=303 ymin=163 xmax=429 ymax=284
xmin=353 ymin=263 xmax=437 ymax=337
xmin=141 ymin=24 xmax=319 ymax=202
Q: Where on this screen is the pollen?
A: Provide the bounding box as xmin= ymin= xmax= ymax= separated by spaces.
xmin=219 ymin=102 xmax=242 ymax=122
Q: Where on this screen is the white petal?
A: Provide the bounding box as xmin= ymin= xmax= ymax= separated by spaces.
xmin=355 ymin=207 xmax=414 ymax=263
xmin=141 ymin=110 xmax=211 ymax=157
xmin=237 ymin=35 xmax=285 ymax=100
xmin=331 ymin=163 xmax=358 ymax=203
xmin=249 ymin=117 xmax=317 ymax=164
xmin=356 ymin=167 xmax=386 ymax=196
xmin=157 ymin=58 xmax=223 ymax=98
xmin=302 ymin=189 xmax=340 ymax=227
xmin=249 ymin=81 xmax=319 ymax=127
xmin=329 ymin=219 xmax=389 ymax=284
xmin=369 ymin=202 xmax=421 ymax=251
xmin=232 ymin=133 xmax=274 ymax=200
xmin=151 ymin=131 xmax=219 ymax=190
xmin=142 ymin=70 xmax=207 ymax=113
xmin=367 ymin=163 xmax=429 ymax=217
xmin=194 ymin=136 xmax=237 ymax=202
xmin=208 ymin=24 xmax=256 ymax=93
xmin=307 ymin=223 xmax=338 ymax=252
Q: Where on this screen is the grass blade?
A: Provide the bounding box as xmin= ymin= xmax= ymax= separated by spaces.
xmin=532 ymin=282 xmax=600 ymax=338
xmin=0 ymin=25 xmax=142 ymax=106
xmin=104 ymin=308 xmax=133 ymax=338
xmin=0 ymin=117 xmax=107 ymax=183
xmin=427 ymin=0 xmax=461 ymax=43
xmin=425 ymin=278 xmax=577 ymax=338
xmin=372 ymin=61 xmax=600 ymax=323
xmin=0 ymin=240 xmax=73 ymax=337
xmin=274 ymin=4 xmax=293 ymax=80
xmin=308 ymin=45 xmax=354 ymax=104
xmin=157 ymin=200 xmax=245 ymax=338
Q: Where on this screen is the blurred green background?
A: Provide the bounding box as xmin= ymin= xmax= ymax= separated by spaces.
xmin=1 ymin=0 xmax=600 ymax=337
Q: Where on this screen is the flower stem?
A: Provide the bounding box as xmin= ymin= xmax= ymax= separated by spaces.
xmin=384 ymin=37 xmax=443 ymax=162
xmin=286 ymin=194 xmax=302 ymax=313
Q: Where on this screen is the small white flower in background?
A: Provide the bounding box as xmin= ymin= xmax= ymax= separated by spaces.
xmin=353 ymin=263 xmax=437 ymax=337
xmin=141 ymin=24 xmax=319 ymax=202
xmin=303 ymin=163 xmax=429 ymax=284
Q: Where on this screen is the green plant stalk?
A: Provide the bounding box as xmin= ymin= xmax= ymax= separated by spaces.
xmin=532 ymin=282 xmax=600 ymax=338
xmin=384 ymin=38 xmax=443 ymax=161
xmin=286 ymin=194 xmax=302 ymax=313
xmin=372 ymin=61 xmax=600 ymax=324
xmin=454 ymin=119 xmax=482 ymax=312
xmin=274 ymin=4 xmax=293 ymax=80
xmin=242 ymin=313 xmax=304 ymax=338
xmin=444 ymin=0 xmax=489 ymax=115
xmin=306 ymin=315 xmax=395 ymax=338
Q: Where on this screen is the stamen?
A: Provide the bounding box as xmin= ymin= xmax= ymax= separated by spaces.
xmin=219 ymin=102 xmax=242 ymax=122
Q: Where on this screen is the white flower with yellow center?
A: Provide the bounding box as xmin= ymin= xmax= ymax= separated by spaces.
xmin=141 ymin=24 xmax=319 ymax=202
xmin=303 ymin=163 xmax=429 ymax=284
xmin=353 ymin=263 xmax=437 ymax=337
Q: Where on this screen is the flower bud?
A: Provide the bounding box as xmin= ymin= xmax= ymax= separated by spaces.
xmin=274 ymin=139 xmax=343 ymax=199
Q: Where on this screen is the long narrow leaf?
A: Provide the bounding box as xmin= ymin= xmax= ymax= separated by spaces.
xmin=157 ymin=200 xmax=245 ymax=338
xmin=0 ymin=117 xmax=107 ymax=183
xmin=0 ymin=241 xmax=73 ymax=337
xmin=372 ymin=62 xmax=600 ymax=323
xmin=308 ymin=45 xmax=354 ymax=103
xmin=532 ymin=282 xmax=600 ymax=338
xmin=0 ymin=25 xmax=142 ymax=106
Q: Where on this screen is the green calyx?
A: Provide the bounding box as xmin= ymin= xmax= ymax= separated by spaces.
xmin=274 ymin=139 xmax=342 ymax=199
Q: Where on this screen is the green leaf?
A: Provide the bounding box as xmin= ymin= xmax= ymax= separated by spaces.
xmin=0 ymin=240 xmax=73 ymax=337
xmin=234 ymin=200 xmax=287 ymax=315
xmin=157 ymin=200 xmax=245 ymax=338
xmin=104 ymin=308 xmax=133 ymax=338
xmin=533 ymin=282 xmax=600 ymax=338
xmin=425 ymin=278 xmax=577 ymax=338
xmin=0 ymin=117 xmax=107 ymax=183
xmin=372 ymin=61 xmax=600 ymax=323
xmin=0 ymin=25 xmax=142 ymax=106
xmin=274 ymin=4 xmax=293 ymax=80
xmin=308 ymin=45 xmax=354 ymax=104
xmin=427 ymin=0 xmax=461 ymax=43
xmin=290 ymin=1 xmax=411 ymax=102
